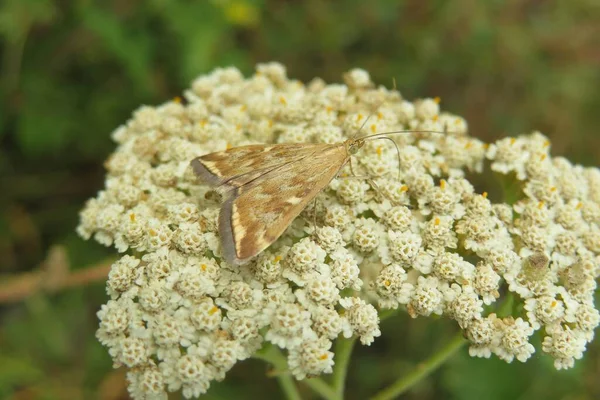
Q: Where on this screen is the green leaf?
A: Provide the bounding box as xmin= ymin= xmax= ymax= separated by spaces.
xmin=0 ymin=353 xmax=43 ymax=396
xmin=16 ymin=73 xmax=79 ymax=156
xmin=78 ymin=4 xmax=154 ymax=94
xmin=153 ymin=1 xmax=228 ymax=82
xmin=0 ymin=0 xmax=57 ymax=42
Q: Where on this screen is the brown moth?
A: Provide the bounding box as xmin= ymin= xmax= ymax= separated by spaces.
xmin=191 ymin=138 xmax=371 ymax=265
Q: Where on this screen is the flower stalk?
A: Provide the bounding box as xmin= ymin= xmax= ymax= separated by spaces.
xmin=370 ymin=333 xmax=466 ymax=400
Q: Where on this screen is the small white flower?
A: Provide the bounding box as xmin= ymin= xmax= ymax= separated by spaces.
xmin=408 ymin=276 xmax=445 ymax=318
xmin=574 ymin=301 xmax=600 ymax=341
xmin=303 ymin=275 xmax=340 ymax=306
xmin=127 ymin=366 xmax=167 ymax=400
xmin=189 ymin=298 xmax=222 ymax=332
xmin=494 ymin=317 xmax=535 ymax=363
xmin=374 ymin=264 xmax=413 ymax=308
xmin=144 ymin=219 xmax=174 ymax=251
xmin=395 ymin=100 xmax=416 ymax=123
xmin=210 ymin=337 xmax=246 ymax=374
xmin=387 ymin=230 xmax=422 ymax=265
xmin=382 ymin=205 xmax=414 ymax=231
xmin=542 ymin=326 xmax=587 ymax=370
xmin=266 ymin=303 xmax=313 ymax=349
xmin=432 ymin=251 xmax=474 ymax=283
xmin=314 ymin=226 xmax=345 ymax=252
xmin=444 ymin=285 xmax=483 ymax=329
xmin=173 ymin=222 xmax=207 ymax=255
xmin=95 ymin=203 xmax=126 ymax=245
xmin=97 ymin=299 xmax=131 ymax=339
xmin=285 ymin=238 xmax=326 ymax=272
xmin=484 ymin=248 xmax=520 ymax=274
xmin=415 ymin=98 xmax=440 ymax=120
xmin=524 ymin=295 xmax=566 ymax=330
xmin=311 ymin=306 xmax=344 ymax=340
xmin=421 ymin=216 xmax=457 ymax=251
xmin=339 ymin=297 xmax=381 ymax=345
xmin=336 ymin=178 xmax=371 ymax=204
xmin=253 ymin=250 xmax=285 ymax=284
xmin=168 ymin=202 xmax=200 ymax=224
xmin=343 ymin=68 xmax=372 ymax=89
xmin=175 ymin=263 xmax=217 ymax=300
xmin=324 ymin=204 xmax=353 ymax=230
xmin=472 ymin=263 xmax=501 ymax=304
xmin=278 ymin=124 xmax=312 ymax=143
xmin=466 ymin=315 xmax=500 ymax=358
xmin=226 ymin=316 xmax=263 ymax=354
xmin=288 ymin=337 xmax=335 ymax=380
xmin=151 ymin=313 xmax=183 ymax=347
xmin=119 ymin=337 xmax=151 ymax=367
xmin=256 ymin=62 xmax=287 ymax=85
xmin=217 ymin=280 xmax=261 ymax=310
xmin=139 ymin=280 xmax=169 ymax=312
xmin=487 ymin=137 xmax=529 ymax=180
xmin=173 ymin=354 xmax=212 ymax=398
xmin=107 ymin=255 xmax=142 ymax=296
xmin=329 ymin=247 xmax=362 ymax=290
xmin=427 ymin=180 xmax=464 ymax=218
xmin=352 ymin=218 xmax=383 ymax=253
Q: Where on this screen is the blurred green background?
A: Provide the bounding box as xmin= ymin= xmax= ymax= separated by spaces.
xmin=1 ymin=0 xmax=599 ymax=399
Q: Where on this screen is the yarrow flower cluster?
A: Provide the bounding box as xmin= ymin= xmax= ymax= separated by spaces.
xmin=78 ymin=62 xmax=599 ymax=399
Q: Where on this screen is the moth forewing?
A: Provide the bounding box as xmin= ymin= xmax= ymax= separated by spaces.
xmin=192 ymin=143 xmax=319 ymax=185
xmin=191 ymin=141 xmax=352 ymax=265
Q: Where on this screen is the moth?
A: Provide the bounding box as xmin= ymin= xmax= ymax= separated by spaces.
xmin=191 ymin=130 xmax=422 ymax=265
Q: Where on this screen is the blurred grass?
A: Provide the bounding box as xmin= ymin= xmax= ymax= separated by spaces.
xmin=1 ymin=0 xmax=599 ymax=399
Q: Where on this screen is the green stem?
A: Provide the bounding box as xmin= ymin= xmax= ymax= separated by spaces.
xmin=253 ymin=345 xmax=302 ymax=400
xmin=331 ymin=337 xmax=356 ymax=399
xmin=303 ymin=376 xmax=338 ymax=400
xmin=254 ymin=344 xmax=338 ymax=400
xmin=370 ymin=332 xmax=466 ymax=400
xmin=497 ymin=291 xmax=516 ymax=318
xmin=379 ymin=308 xmax=399 ymax=321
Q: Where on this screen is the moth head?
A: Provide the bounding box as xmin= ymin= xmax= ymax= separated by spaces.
xmin=346 ymin=138 xmax=365 ymax=155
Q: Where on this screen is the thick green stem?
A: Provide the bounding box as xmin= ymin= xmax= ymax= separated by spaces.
xmin=303 ymin=376 xmax=338 ymax=400
xmin=370 ymin=332 xmax=466 ymax=400
xmin=253 ymin=344 xmax=302 ymax=400
xmin=254 ymin=344 xmax=337 ymax=400
xmin=331 ymin=337 xmax=356 ymax=399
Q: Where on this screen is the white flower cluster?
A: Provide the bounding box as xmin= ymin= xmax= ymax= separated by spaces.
xmin=78 ymin=63 xmax=599 ymax=399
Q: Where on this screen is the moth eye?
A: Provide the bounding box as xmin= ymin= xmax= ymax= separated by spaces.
xmin=205 ymin=190 xmax=222 ymax=202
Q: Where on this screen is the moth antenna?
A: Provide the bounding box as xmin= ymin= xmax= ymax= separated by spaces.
xmin=351 ymin=114 xmax=372 ymax=139
xmin=353 ymin=78 xmax=449 ymax=141
xmin=367 ymin=136 xmax=402 ymax=181
xmin=363 ymin=128 xmax=448 ymax=140
xmin=352 ymin=79 xmax=395 ymax=139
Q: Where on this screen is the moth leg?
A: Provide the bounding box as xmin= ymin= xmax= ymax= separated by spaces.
xmin=345 ymin=158 xmax=407 ymax=205
xmin=366 ymin=178 xmax=387 ymax=204
xmin=346 ymin=157 xmax=373 ymax=179
xmin=340 ymin=175 xmax=410 ymax=207
xmin=349 ymin=156 xmax=357 ymax=177
xmin=367 ymin=178 xmax=412 ymax=207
